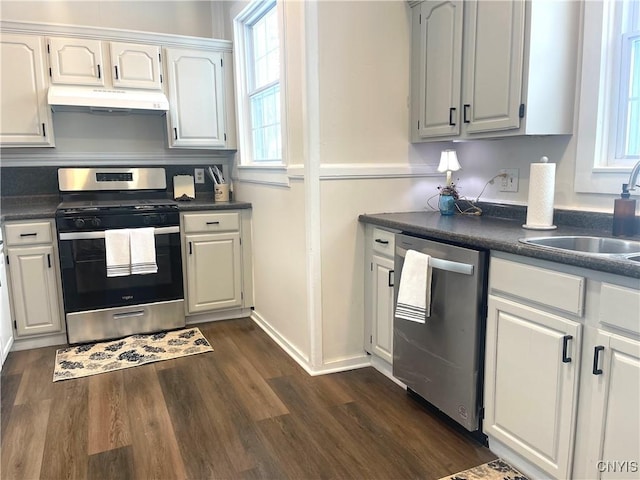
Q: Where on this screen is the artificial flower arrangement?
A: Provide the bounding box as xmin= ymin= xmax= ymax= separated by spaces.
xmin=437 ymin=182 xmax=460 ymax=199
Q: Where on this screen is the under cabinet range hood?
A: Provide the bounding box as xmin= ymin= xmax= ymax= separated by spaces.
xmin=48 ymin=85 xmax=169 ymax=114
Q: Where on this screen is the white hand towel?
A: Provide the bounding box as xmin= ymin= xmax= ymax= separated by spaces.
xmin=105 ymin=229 xmax=131 ymax=277
xmin=395 ymin=250 xmax=432 ymax=323
xmin=130 ymin=227 xmax=157 ymax=275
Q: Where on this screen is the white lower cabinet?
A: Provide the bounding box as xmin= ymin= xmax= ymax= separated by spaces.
xmin=580 ymin=331 xmax=640 ymax=480
xmin=185 ymin=232 xmax=242 ymax=313
xmin=370 ymin=254 xmax=394 ymax=363
xmin=3 ymin=220 xmax=63 ymax=338
xmin=484 ymin=295 xmax=581 ymax=479
xmin=181 ymin=211 xmax=252 ymax=316
xmin=486 ymin=253 xmax=640 ymax=479
xmin=364 ymin=226 xmax=397 ymax=365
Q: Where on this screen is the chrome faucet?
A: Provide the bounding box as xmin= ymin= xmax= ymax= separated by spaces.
xmin=623 ymin=160 xmax=640 ymax=193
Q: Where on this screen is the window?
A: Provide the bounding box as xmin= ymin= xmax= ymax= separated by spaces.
xmin=575 ymin=0 xmax=640 ymax=194
xmin=235 ymin=0 xmax=282 ymax=165
xmin=613 ymin=0 xmax=639 ymax=163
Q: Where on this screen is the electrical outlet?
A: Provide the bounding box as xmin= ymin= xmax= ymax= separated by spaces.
xmin=499 ymin=168 xmax=519 ymax=192
xmin=194 ymin=168 xmax=205 ymax=184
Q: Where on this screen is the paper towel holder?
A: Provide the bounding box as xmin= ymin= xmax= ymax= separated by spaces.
xmin=523 ymin=156 xmax=558 ymax=230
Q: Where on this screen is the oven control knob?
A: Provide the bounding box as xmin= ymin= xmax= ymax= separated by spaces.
xmin=91 ymin=218 xmax=101 ymax=227
xmin=74 ymin=218 xmax=85 ymax=228
xmin=143 ymin=215 xmax=152 ymax=225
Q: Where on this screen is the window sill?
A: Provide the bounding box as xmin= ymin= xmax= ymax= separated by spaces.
xmin=235 ymin=164 xmax=290 ymax=187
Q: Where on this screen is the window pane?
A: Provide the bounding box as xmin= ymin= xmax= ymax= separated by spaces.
xmin=627 ymin=99 xmax=639 ymax=155
xmin=631 ymin=37 xmax=639 ymax=97
xmin=249 ymin=6 xmax=279 ymax=90
xmin=250 ymin=84 xmax=281 ymax=161
xmin=625 ymin=36 xmax=640 ymax=156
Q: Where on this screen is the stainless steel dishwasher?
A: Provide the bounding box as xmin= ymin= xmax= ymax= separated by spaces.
xmin=393 ymin=234 xmax=488 ymax=432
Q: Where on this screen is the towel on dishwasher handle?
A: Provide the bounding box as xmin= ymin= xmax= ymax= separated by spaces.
xmin=105 ymin=229 xmax=131 ymax=277
xmin=395 ymin=249 xmax=432 ymax=323
xmin=130 ymin=227 xmax=158 ymax=275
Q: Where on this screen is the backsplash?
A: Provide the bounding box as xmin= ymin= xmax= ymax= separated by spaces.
xmin=0 ymin=165 xmax=226 ymax=197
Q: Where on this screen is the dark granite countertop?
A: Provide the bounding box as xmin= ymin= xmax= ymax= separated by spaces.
xmin=174 ymin=198 xmax=252 ymax=211
xmin=359 ymin=210 xmax=640 ymax=279
xmin=0 ymin=195 xmax=60 ymax=221
xmin=0 ymin=195 xmax=251 ymax=222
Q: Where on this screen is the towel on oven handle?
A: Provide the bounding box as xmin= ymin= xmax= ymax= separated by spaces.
xmin=105 ymin=229 xmax=131 ymax=277
xmin=395 ymin=249 xmax=432 ymax=323
xmin=130 ymin=227 xmax=158 ymax=275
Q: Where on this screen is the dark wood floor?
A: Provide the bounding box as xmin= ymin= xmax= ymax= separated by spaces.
xmin=1 ymin=318 xmax=494 ymax=479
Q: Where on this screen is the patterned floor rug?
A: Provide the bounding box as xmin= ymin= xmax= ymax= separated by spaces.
xmin=53 ymin=327 xmax=213 ymax=382
xmin=439 ymin=459 xmax=529 ymax=480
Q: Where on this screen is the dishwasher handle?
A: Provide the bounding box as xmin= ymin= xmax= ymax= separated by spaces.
xmin=396 ymin=247 xmax=475 ymax=276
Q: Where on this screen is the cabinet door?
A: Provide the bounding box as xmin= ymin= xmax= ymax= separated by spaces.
xmin=7 ymin=245 xmax=62 ymax=337
xmin=584 ymin=332 xmax=640 ymax=480
xmin=0 ymin=252 xmax=14 ymax=366
xmin=110 ymin=42 xmax=162 ymax=90
xmin=48 ymin=37 xmax=104 ymax=86
xmin=0 ymin=34 xmax=54 ymax=146
xmin=484 ymin=295 xmax=580 ymax=479
xmin=371 ymin=254 xmax=394 ymax=363
xmin=165 ymin=48 xmax=226 ymax=148
xmin=185 ymin=232 xmax=242 ymax=313
xmin=462 ymin=0 xmax=525 ymax=133
xmin=412 ymin=0 xmax=463 ymax=139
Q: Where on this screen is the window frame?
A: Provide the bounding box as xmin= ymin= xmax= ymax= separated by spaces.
xmin=575 ymin=0 xmax=640 ymax=194
xmin=233 ymin=0 xmax=285 ymax=168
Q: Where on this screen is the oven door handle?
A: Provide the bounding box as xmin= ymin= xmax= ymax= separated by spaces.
xmin=59 ymin=226 xmax=179 ymax=240
xmin=113 ymin=310 xmax=146 ymax=319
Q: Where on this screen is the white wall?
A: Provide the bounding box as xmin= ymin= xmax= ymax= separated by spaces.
xmin=0 ymin=1 xmax=221 ymax=38
xmin=317 ymin=1 xmax=412 ymax=165
xmin=235 ymin=180 xmax=310 ymax=362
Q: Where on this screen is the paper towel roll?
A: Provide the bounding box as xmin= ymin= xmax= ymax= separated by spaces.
xmin=523 ymin=156 xmax=557 ymax=230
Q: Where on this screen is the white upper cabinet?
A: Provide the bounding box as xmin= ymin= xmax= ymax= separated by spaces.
xmin=461 ymin=0 xmax=525 ymax=134
xmin=0 ymin=34 xmax=54 ymax=147
xmin=165 ymin=48 xmax=227 ymax=149
xmin=411 ymin=0 xmax=463 ymax=139
xmin=48 ymin=37 xmax=162 ymax=90
xmin=410 ymin=0 xmax=580 ymax=142
xmin=48 ymin=37 xmax=105 ymax=86
xmin=109 ymin=42 xmax=162 ymax=90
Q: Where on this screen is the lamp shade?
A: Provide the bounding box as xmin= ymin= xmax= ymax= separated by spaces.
xmin=437 ymin=150 xmax=461 ymax=173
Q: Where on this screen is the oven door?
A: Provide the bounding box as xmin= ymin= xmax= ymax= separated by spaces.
xmin=57 ymin=226 xmax=183 ymax=313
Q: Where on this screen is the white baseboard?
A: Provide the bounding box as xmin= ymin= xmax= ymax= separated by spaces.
xmin=1 ymin=336 xmax=14 ymax=367
xmin=487 ymin=436 xmax=550 ymax=480
xmin=186 ymin=307 xmax=253 ymax=325
xmin=250 ymin=310 xmax=315 ymax=375
xmin=369 ymin=355 xmax=406 ymax=389
xmin=11 ymin=332 xmax=68 ymax=351
xmin=250 ymin=310 xmax=383 ymax=377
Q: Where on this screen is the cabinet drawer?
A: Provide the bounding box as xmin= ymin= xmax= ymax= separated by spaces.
xmin=4 ymin=221 xmax=53 ymax=246
xmin=490 ymin=257 xmax=585 ymax=316
xmin=371 ymin=228 xmax=395 ymax=257
xmin=599 ymin=283 xmax=640 ymax=335
xmin=182 ymin=212 xmax=239 ymax=233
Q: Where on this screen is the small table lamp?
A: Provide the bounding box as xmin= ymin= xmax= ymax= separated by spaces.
xmin=437 ymin=150 xmax=461 ymax=215
xmin=437 ymin=149 xmax=461 ymax=186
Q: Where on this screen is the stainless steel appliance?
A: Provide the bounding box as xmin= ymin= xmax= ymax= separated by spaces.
xmin=393 ymin=234 xmax=487 ymax=432
xmin=56 ymin=168 xmax=184 ymax=344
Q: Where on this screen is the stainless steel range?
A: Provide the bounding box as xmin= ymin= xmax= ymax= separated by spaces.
xmin=56 ymin=167 xmax=184 ymax=344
